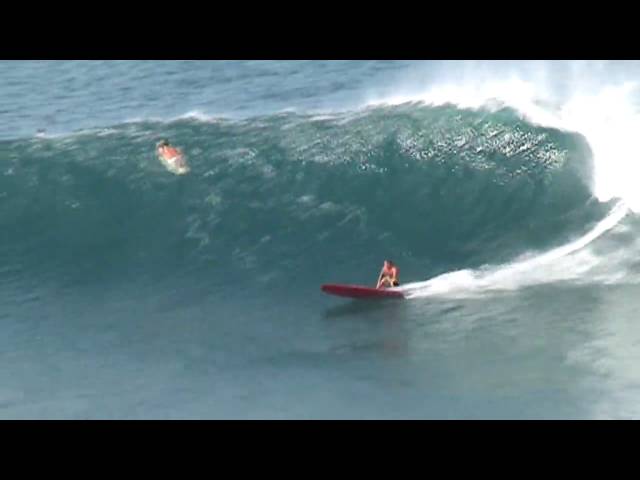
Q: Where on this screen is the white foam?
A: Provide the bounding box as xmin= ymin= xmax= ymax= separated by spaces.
xmin=401 ymin=201 xmax=630 ymax=299
xmin=176 ymin=110 xmax=224 ymax=122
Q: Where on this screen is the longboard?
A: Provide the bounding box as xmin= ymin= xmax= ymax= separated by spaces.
xmin=321 ymin=284 xmax=404 ymax=299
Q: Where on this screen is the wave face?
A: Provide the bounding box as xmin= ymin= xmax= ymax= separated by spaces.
xmin=0 ymin=104 xmax=607 ymax=294
xmin=6 ymin=61 xmax=640 ymax=420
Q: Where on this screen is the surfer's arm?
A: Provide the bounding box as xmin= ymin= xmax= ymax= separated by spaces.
xmin=376 ymin=268 xmax=385 ymax=288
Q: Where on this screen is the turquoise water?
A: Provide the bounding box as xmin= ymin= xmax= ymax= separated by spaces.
xmin=2 ymin=60 xmax=640 ymax=419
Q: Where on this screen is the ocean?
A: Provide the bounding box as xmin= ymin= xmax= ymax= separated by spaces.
xmin=2 ymin=60 xmax=640 ymax=419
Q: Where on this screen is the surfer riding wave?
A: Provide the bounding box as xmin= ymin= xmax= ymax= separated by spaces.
xmin=376 ymin=260 xmax=399 ymax=289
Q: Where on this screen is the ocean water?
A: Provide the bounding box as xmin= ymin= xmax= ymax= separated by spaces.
xmin=2 ymin=60 xmax=640 ymax=419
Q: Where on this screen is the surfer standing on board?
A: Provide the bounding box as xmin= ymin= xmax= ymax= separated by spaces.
xmin=376 ymin=260 xmax=399 ymax=289
xmin=157 ymin=139 xmax=187 ymax=169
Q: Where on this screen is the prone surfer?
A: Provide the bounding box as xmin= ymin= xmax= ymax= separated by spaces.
xmin=156 ymin=139 xmax=186 ymax=169
xmin=376 ymin=260 xmax=399 ymax=289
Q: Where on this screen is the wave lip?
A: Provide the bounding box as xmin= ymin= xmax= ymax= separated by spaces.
xmin=367 ymin=72 xmax=640 ymax=212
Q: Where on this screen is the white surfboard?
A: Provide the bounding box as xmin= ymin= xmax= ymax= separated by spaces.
xmin=158 ymin=153 xmax=190 ymax=175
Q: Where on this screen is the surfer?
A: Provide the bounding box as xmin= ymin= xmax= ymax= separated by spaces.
xmin=376 ymin=260 xmax=399 ymax=289
xmin=156 ymin=139 xmax=187 ymax=169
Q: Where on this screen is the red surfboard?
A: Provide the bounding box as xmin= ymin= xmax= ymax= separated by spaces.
xmin=321 ymin=284 xmax=404 ymax=299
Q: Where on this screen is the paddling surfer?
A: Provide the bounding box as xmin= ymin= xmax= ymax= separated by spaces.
xmin=156 ymin=139 xmax=186 ymax=169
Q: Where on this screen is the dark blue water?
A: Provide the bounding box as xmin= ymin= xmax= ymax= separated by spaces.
xmin=2 ymin=60 xmax=640 ymax=419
